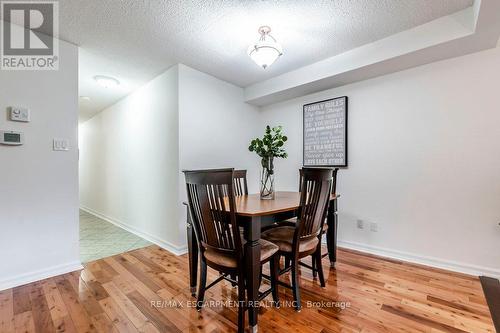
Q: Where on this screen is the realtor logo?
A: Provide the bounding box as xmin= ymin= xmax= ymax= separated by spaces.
xmin=1 ymin=0 xmax=59 ymax=70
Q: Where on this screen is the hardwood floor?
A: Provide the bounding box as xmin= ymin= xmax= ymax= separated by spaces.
xmin=0 ymin=245 xmax=495 ymax=333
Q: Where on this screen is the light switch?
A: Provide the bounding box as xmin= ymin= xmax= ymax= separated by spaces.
xmin=53 ymin=138 xmax=69 ymax=151
xmin=9 ymin=107 xmax=30 ymax=122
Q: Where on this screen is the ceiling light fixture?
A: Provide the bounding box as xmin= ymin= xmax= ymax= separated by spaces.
xmin=93 ymin=75 xmax=120 ymax=88
xmin=247 ymin=26 xmax=283 ymax=69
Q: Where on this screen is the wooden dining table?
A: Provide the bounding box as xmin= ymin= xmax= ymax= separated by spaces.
xmin=184 ymin=191 xmax=339 ymax=333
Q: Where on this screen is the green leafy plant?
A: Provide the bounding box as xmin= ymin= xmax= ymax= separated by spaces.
xmin=249 ymin=125 xmax=288 ymax=198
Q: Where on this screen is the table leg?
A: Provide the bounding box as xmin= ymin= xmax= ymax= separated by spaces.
xmin=326 ymin=199 xmax=338 ymax=267
xmin=243 ymin=216 xmax=262 ymax=333
xmin=186 ymin=206 xmax=198 ymax=296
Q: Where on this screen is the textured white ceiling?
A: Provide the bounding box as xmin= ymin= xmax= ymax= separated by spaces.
xmin=63 ymin=0 xmax=472 ymax=122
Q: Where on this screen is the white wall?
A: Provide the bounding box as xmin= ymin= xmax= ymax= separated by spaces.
xmin=0 ymin=39 xmax=80 ymax=290
xmin=260 ymin=46 xmax=500 ymax=277
xmin=79 ymin=66 xmax=183 ymax=252
xmin=79 ymin=64 xmax=261 ymax=251
xmin=177 ymin=64 xmax=261 ymax=243
xmin=79 ymin=50 xmax=500 ymax=278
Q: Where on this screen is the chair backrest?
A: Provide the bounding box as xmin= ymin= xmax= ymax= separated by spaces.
xmin=233 ymin=170 xmax=248 ymax=196
xmin=299 ymin=168 xmax=338 ymax=194
xmin=295 ymin=168 xmax=333 ymax=243
xmin=183 ymin=169 xmax=242 ymax=259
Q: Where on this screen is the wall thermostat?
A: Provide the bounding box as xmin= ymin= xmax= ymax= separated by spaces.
xmin=0 ymin=130 xmax=24 ymax=145
xmin=9 ymin=107 xmax=30 ymax=122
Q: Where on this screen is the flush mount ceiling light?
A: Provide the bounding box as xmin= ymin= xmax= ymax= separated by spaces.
xmin=93 ymin=75 xmax=120 ymax=88
xmin=247 ymin=26 xmax=283 ymax=69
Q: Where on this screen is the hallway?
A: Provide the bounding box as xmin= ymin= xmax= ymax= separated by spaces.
xmin=79 ymin=210 xmax=151 ymax=263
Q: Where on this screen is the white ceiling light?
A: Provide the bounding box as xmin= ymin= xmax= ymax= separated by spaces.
xmin=247 ymin=26 xmax=283 ymax=69
xmin=93 ymin=75 xmax=120 ymax=88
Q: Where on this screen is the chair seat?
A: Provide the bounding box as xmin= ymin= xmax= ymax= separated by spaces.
xmin=261 ymin=226 xmax=319 ymax=253
xmin=204 ymin=239 xmax=279 ymax=268
xmin=278 ymin=218 xmax=328 ymax=232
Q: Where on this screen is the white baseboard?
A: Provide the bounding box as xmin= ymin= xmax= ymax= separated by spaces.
xmin=80 ymin=206 xmax=188 ymax=256
xmin=0 ymin=261 xmax=83 ymax=291
xmin=336 ymin=240 xmax=500 ymax=279
xmin=79 ymin=209 xmax=500 ymax=279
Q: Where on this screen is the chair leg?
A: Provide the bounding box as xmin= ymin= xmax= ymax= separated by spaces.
xmin=258 ymin=265 xmax=263 ymax=292
xmin=291 ymin=259 xmax=301 ymax=312
xmin=311 ymin=255 xmax=317 ymax=278
xmin=270 ymin=255 xmax=280 ymax=308
xmin=237 ymin=271 xmax=246 ymax=333
xmin=315 ymin=249 xmax=326 ymax=287
xmin=230 ymin=272 xmax=237 ymax=287
xmin=284 ymin=257 xmax=290 ymax=270
xmin=197 ymin=259 xmax=207 ymax=311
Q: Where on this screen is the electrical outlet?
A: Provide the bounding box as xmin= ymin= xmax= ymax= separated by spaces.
xmin=53 ymin=138 xmax=69 ymax=151
xmin=370 ymin=222 xmax=378 ymax=232
xmin=356 ymin=219 xmax=364 ymax=229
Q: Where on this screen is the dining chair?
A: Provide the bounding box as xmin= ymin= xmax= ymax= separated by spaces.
xmin=301 ymin=168 xmax=338 ymax=275
xmin=220 ymin=169 xmax=247 ymax=198
xmin=183 ymin=168 xmax=280 ymax=333
xmin=264 ymin=167 xmax=338 ymax=261
xmin=233 ymin=169 xmax=248 ymax=196
xmin=262 ymin=168 xmax=333 ymax=311
xmin=276 ymin=168 xmax=338 ymax=275
xmin=300 ymin=168 xmax=338 ymax=195
xmin=223 ymin=169 xmax=248 ymax=284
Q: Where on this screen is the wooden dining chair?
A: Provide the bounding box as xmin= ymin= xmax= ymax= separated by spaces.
xmin=277 ymin=168 xmax=338 ymax=276
xmin=262 ymin=168 xmax=333 ymax=311
xmin=233 ymin=169 xmax=248 ymax=196
xmin=183 ymin=168 xmax=280 ymax=333
xmin=299 ymin=168 xmax=338 ymax=195
xmin=268 ymin=168 xmax=338 ymax=254
xmin=222 ymin=169 xmax=248 ymax=284
xmin=302 ymin=168 xmax=338 ymax=274
xmin=221 ymin=169 xmax=247 ymax=198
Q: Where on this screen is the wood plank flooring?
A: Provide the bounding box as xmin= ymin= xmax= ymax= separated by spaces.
xmin=0 ymin=245 xmax=495 ymax=333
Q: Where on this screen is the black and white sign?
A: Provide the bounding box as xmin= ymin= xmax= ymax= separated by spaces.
xmin=303 ymin=96 xmax=348 ymax=167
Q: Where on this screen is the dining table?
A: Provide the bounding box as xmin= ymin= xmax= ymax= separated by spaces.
xmin=184 ymin=191 xmax=339 ymax=333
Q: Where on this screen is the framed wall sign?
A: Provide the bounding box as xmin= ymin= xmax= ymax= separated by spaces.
xmin=303 ymin=96 xmax=348 ymax=167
